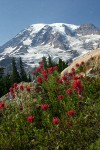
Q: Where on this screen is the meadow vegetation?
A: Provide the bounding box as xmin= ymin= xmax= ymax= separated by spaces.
xmin=0 ymin=58 xmax=100 ymax=150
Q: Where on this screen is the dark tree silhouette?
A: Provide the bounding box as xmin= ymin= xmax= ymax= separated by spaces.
xmin=10 ymin=57 xmax=21 ymax=83
xmin=19 ymin=57 xmax=27 ymax=81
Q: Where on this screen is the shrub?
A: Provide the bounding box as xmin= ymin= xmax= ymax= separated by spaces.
xmin=0 ymin=60 xmax=100 ymax=150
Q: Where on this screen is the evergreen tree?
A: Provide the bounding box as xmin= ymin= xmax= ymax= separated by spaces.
xmin=48 ymin=55 xmax=55 ymax=68
xmin=3 ymin=74 xmax=12 ymax=94
xmin=10 ymin=57 xmax=21 ymax=83
xmin=19 ymin=57 xmax=27 ymax=81
xmin=57 ymin=58 xmax=68 ymax=72
xmin=0 ymin=67 xmax=4 ymax=78
xmin=65 ymin=61 xmax=68 ymax=69
xmin=57 ymin=58 xmax=63 ymax=72
xmin=28 ymin=74 xmax=31 ymax=82
xmin=48 ymin=55 xmax=52 ymax=68
xmin=0 ymin=78 xmax=4 ymax=97
xmin=42 ymin=56 xmax=47 ymax=69
xmin=0 ymin=67 xmax=5 ymax=97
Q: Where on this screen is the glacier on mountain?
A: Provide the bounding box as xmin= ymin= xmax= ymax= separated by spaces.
xmin=0 ymin=23 xmax=100 ymax=70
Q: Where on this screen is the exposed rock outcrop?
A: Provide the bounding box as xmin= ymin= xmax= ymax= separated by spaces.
xmin=61 ymin=49 xmax=100 ymax=76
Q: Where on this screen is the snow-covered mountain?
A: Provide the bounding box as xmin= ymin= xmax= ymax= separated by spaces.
xmin=0 ymin=23 xmax=100 ymax=71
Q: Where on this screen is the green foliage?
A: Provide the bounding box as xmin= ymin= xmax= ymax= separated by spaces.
xmin=89 ymin=139 xmax=100 ymax=150
xmin=47 ymin=55 xmax=54 ymax=68
xmin=10 ymin=57 xmax=21 ymax=83
xmin=0 ymin=67 xmax=4 ymax=78
xmin=0 ymin=57 xmax=30 ymax=98
xmin=0 ymin=78 xmax=4 ymax=97
xmin=42 ymin=55 xmax=68 ymax=73
xmin=19 ymin=57 xmax=28 ymax=82
xmin=0 ymin=68 xmax=12 ymax=97
xmin=42 ymin=56 xmax=47 ymax=69
xmin=0 ymin=59 xmax=100 ymax=150
xmin=57 ymin=58 xmax=68 ymax=72
xmin=28 ymin=74 xmax=32 ymax=82
xmin=3 ymin=74 xmax=11 ymax=94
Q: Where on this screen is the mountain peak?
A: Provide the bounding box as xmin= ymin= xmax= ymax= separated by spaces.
xmin=76 ymin=23 xmax=100 ymax=35
xmin=79 ymin=24 xmax=97 ymax=29
xmin=0 ymin=23 xmax=100 ymax=71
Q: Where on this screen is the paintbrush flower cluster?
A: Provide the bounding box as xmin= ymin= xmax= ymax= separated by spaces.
xmin=0 ymin=60 xmax=100 ymax=150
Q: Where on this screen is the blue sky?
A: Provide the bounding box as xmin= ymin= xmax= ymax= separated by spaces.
xmin=0 ymin=0 xmax=100 ymax=45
